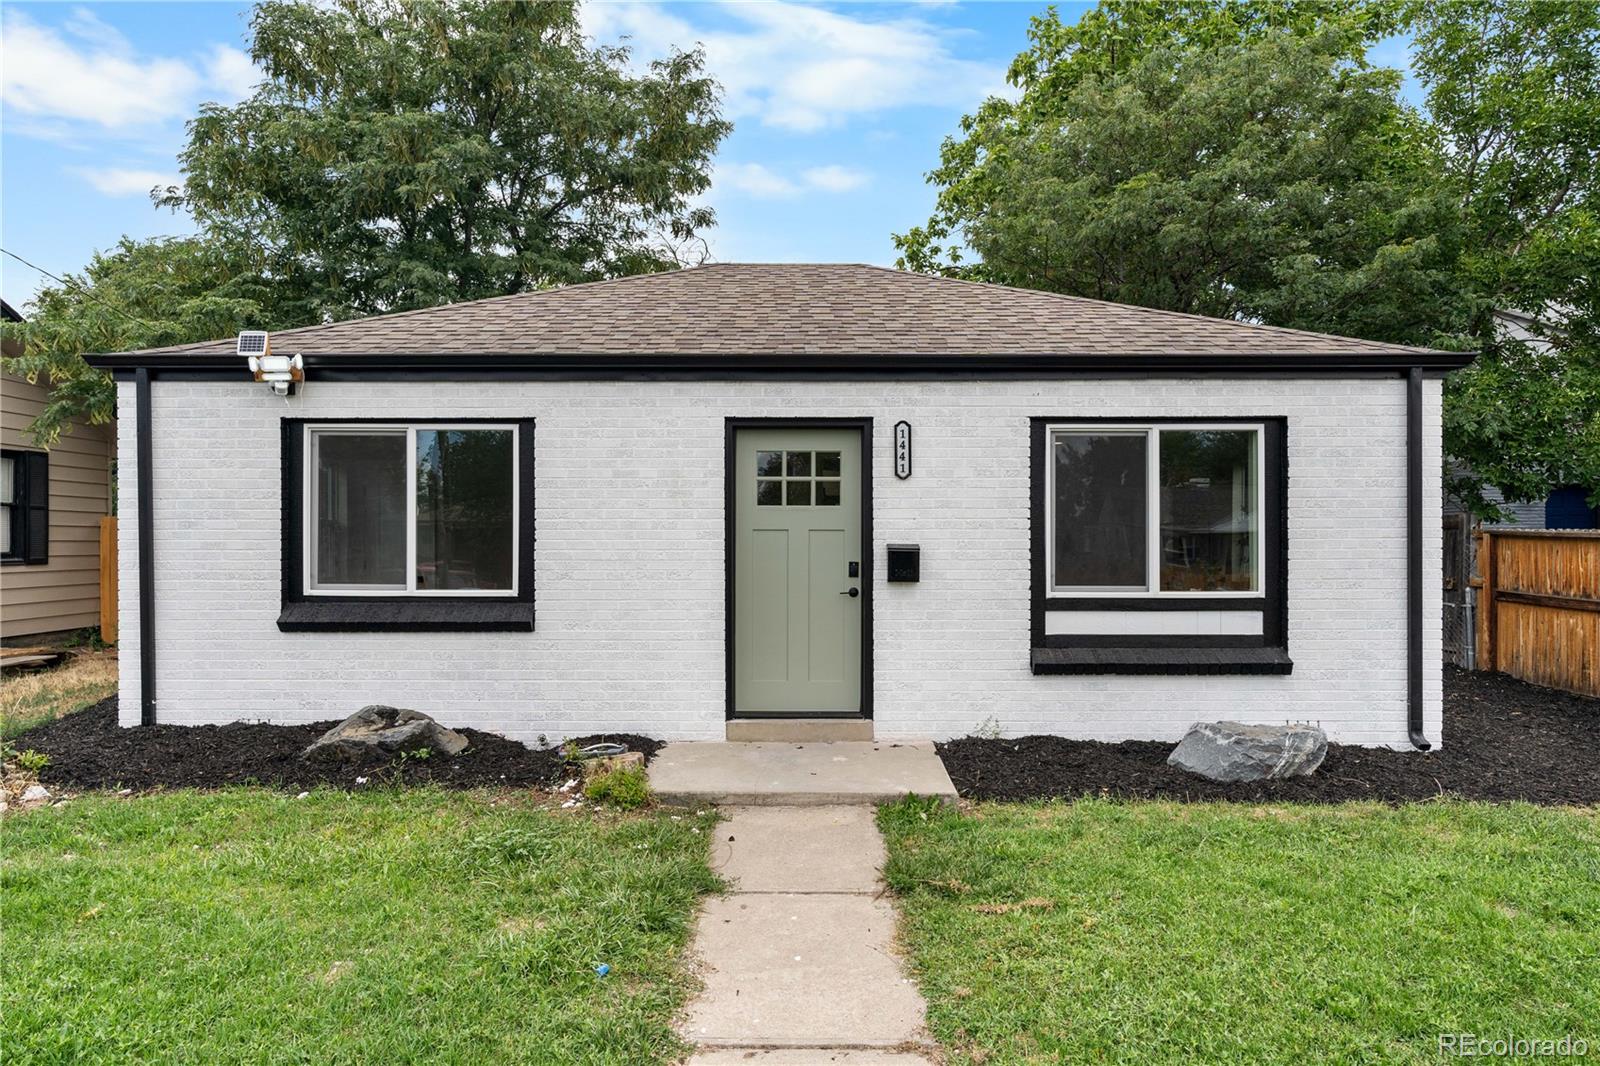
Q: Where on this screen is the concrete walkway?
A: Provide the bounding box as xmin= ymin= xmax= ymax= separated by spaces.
xmin=680 ymin=806 xmax=938 ymax=1066
xmin=652 ymin=742 xmax=957 ymax=807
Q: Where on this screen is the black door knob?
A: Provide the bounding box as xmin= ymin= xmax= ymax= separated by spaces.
xmin=840 ymin=587 xmax=859 ymax=597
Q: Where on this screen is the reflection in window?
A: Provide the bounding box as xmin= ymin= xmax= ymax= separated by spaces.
xmin=755 ymin=450 xmax=843 ymax=507
xmin=416 ymin=430 xmax=514 ymax=590
xmin=1053 ymin=433 xmax=1147 ymax=588
xmin=1160 ymin=430 xmax=1256 ymax=591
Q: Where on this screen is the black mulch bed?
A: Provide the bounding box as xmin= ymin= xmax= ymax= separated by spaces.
xmin=13 ymin=699 xmax=662 ymax=793
xmin=939 ymin=668 xmax=1600 ymax=805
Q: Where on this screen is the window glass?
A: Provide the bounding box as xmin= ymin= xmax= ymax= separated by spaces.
xmin=1159 ymin=430 xmax=1257 ymax=591
xmin=416 ymin=429 xmax=514 ymax=590
xmin=1052 ymin=433 xmax=1148 ymax=588
xmin=314 ymin=433 xmax=407 ymax=587
xmin=0 ymin=455 xmax=12 ymax=556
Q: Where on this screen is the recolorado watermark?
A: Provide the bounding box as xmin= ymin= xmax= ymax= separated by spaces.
xmin=1439 ymin=1034 xmax=1589 ymax=1058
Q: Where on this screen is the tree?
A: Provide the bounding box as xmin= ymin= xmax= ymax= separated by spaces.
xmin=164 ymin=0 xmax=731 ymax=319
xmin=894 ymin=0 xmax=1403 ymax=279
xmin=1 ymin=237 xmax=287 ymax=444
xmin=901 ymin=30 xmax=1466 ymax=346
xmin=1411 ymin=0 xmax=1600 ymax=515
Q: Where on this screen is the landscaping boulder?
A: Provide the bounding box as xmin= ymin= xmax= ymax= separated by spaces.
xmin=1167 ymin=721 xmax=1327 ymax=782
xmin=303 ymin=706 xmax=468 ymax=762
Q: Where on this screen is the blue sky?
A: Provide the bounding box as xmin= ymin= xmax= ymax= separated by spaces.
xmin=0 ymin=2 xmax=1418 ymax=307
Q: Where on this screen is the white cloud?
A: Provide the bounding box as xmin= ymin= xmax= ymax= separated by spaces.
xmin=582 ymin=1 xmax=1005 ymax=132
xmin=205 ymin=45 xmax=260 ymax=102
xmin=716 ymin=162 xmax=800 ymax=199
xmin=72 ymin=167 xmax=180 ymax=198
xmin=1 ymin=10 xmax=200 ymax=127
xmin=1 ymin=11 xmax=260 ymax=133
xmin=716 ymin=162 xmax=872 ymax=199
xmin=801 ymin=165 xmax=868 ymax=193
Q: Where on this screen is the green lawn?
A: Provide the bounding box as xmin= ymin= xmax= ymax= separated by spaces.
xmin=880 ymin=797 xmax=1600 ymax=1065
xmin=3 ymin=790 xmax=719 ymax=1065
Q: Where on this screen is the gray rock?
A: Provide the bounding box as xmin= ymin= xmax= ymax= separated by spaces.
xmin=1168 ymin=720 xmax=1328 ymax=782
xmin=303 ymin=705 xmax=468 ymax=762
xmin=20 ymin=784 xmax=51 ymax=803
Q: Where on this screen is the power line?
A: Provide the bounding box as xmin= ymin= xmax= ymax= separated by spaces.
xmin=1 ymin=246 xmax=151 ymax=326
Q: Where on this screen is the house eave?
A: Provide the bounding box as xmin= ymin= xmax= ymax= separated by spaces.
xmin=89 ymin=349 xmax=1479 ymax=379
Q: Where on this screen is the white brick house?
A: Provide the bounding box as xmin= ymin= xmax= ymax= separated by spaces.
xmin=89 ymin=264 xmax=1469 ymax=748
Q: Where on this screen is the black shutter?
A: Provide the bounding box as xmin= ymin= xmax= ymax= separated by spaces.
xmin=23 ymin=451 xmax=48 ymax=564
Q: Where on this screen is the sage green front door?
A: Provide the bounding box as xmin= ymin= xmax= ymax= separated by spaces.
xmin=733 ymin=428 xmax=863 ymax=715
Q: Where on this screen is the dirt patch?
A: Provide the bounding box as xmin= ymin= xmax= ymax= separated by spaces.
xmin=10 ymin=700 xmax=662 ymax=793
xmin=938 ymin=668 xmax=1600 ymax=805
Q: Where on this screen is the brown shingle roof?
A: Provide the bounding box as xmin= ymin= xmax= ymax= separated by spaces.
xmin=104 ymin=262 xmax=1447 ymax=359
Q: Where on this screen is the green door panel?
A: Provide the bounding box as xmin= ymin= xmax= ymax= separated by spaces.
xmin=734 ymin=428 xmax=862 ymax=714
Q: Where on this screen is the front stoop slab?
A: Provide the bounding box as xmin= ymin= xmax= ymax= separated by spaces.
xmin=651 ymin=741 xmax=957 ymax=807
xmin=713 ymin=807 xmax=884 ymax=893
xmin=727 ymin=718 xmax=875 ymax=743
xmin=686 ymin=1050 xmax=938 ymax=1065
xmin=682 ymin=893 xmax=927 ymax=1048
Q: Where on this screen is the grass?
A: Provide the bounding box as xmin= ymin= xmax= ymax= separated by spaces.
xmin=880 ymin=797 xmax=1600 ymax=1065
xmin=0 ymin=649 xmax=118 ymax=740
xmin=3 ymin=789 xmax=720 ymax=1064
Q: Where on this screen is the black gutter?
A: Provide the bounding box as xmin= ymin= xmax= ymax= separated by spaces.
xmin=135 ymin=367 xmax=156 ymax=726
xmin=1406 ymin=366 xmax=1430 ymax=750
xmin=87 ymin=349 xmax=1479 ymax=377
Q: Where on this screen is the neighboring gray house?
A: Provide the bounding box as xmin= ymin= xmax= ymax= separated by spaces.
xmin=86 ymin=264 xmax=1472 ymax=748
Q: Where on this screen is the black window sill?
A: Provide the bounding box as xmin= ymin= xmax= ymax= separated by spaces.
xmin=1031 ymin=646 xmax=1293 ymax=675
xmin=278 ymin=600 xmax=534 ymax=632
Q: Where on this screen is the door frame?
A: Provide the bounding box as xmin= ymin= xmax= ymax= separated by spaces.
xmin=725 ymin=417 xmax=873 ymax=721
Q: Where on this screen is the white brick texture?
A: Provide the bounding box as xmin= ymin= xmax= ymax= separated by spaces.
xmin=115 ymin=376 xmax=1445 ymax=747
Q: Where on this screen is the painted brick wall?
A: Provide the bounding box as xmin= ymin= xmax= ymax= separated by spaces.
xmin=115 ymin=376 xmax=1445 ymax=748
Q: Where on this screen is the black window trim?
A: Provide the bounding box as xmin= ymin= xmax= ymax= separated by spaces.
xmin=1029 ymin=416 xmax=1289 ymax=674
xmin=279 ymin=417 xmax=535 ymax=631
xmin=1 ymin=447 xmax=48 ymax=567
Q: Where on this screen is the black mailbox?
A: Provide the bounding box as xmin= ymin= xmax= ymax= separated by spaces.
xmin=886 ymin=544 xmax=920 ymax=583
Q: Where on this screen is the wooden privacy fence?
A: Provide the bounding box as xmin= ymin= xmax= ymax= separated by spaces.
xmin=1474 ymin=529 xmax=1599 ymax=697
xmin=99 ymin=516 xmax=117 ymax=645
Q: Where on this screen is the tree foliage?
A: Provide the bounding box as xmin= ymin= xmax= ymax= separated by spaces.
xmin=897 ymin=0 xmax=1599 ymax=516
xmin=165 ymin=0 xmax=729 ymax=320
xmin=1 ymin=237 xmax=289 ymax=444
xmin=1411 ymin=0 xmax=1600 ymax=515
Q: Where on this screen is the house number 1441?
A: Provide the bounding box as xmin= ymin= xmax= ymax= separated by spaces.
xmin=894 ymin=421 xmax=912 ymax=479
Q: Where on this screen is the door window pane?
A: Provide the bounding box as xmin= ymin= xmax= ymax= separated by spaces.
xmin=416 ymin=429 xmax=514 ymax=590
xmin=756 ymin=479 xmax=782 ymax=506
xmin=756 ymin=451 xmax=783 ymax=477
xmin=314 ymin=433 xmax=407 ymax=587
xmin=1160 ymin=430 xmax=1257 ymax=591
xmin=816 ymin=451 xmax=841 ymax=477
xmin=786 ymin=480 xmax=812 ymax=506
xmin=1053 ymin=433 xmax=1148 ymax=588
xmin=815 ymin=480 xmax=841 ymax=506
xmin=786 ymin=451 xmax=812 ymax=477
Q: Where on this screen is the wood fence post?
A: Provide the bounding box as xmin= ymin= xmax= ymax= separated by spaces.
xmin=98 ymin=516 xmax=118 ymax=645
xmin=1476 ymin=530 xmax=1495 ymax=672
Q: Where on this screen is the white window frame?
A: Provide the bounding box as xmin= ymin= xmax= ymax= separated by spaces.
xmin=1043 ymin=422 xmax=1264 ymax=598
xmin=304 ymin=423 xmax=519 ymax=597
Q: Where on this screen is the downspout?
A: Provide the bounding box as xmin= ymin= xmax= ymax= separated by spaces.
xmin=1406 ymin=366 xmax=1430 ymax=750
xmin=135 ymin=368 xmax=156 ymax=726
